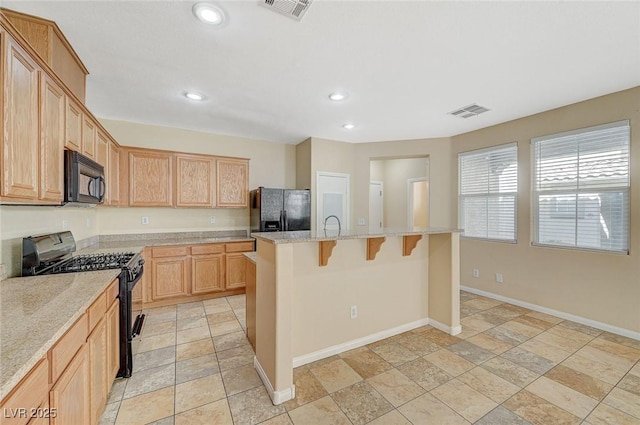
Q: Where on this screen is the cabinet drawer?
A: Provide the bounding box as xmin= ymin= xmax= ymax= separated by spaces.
xmin=152 ymin=246 xmax=188 ymax=258
xmin=225 ymin=241 xmax=254 ymax=253
xmin=88 ymin=291 xmax=106 ymax=332
xmin=0 ymin=357 xmax=48 ymax=425
xmin=49 ymin=313 xmax=87 ymax=383
xmin=106 ymin=279 xmax=119 ymax=303
xmin=191 ymin=244 xmax=224 ymax=255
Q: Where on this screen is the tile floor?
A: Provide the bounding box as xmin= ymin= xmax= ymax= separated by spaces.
xmin=100 ymin=292 xmax=640 ymax=425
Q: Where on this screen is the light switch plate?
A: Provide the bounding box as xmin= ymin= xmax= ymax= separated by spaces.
xmin=141 ymin=216 xmax=149 ymax=225
xmin=358 ymin=218 xmax=365 ymax=225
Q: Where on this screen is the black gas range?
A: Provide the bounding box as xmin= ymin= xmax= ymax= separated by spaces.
xmin=22 ymin=231 xmax=145 ymax=378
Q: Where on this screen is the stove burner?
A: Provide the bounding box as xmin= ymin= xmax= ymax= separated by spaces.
xmin=49 ymin=252 xmax=135 ymax=274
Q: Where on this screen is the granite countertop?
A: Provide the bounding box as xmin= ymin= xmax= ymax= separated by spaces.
xmin=243 ymin=252 xmax=257 ymax=263
xmin=78 ymin=236 xmax=254 ymax=254
xmin=0 ymin=269 xmax=121 ymax=400
xmin=251 ymin=227 xmax=462 ymax=244
xmin=0 ymin=230 xmax=254 ymax=399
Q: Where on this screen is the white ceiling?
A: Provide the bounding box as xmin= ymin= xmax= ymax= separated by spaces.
xmin=4 ymin=1 xmax=640 ymax=144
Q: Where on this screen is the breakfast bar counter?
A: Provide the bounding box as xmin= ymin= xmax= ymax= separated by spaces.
xmin=251 ymin=227 xmax=461 ymax=405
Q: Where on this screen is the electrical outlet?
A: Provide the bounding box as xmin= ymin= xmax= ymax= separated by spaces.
xmin=62 ymin=220 xmax=69 ymax=230
xmin=86 ymin=218 xmax=91 ymax=228
xmin=141 ymin=216 xmax=149 ymax=225
xmin=358 ymin=217 xmax=366 ymax=226
xmin=472 ymin=268 xmax=479 ymax=278
xmin=210 ymin=216 xmax=216 ymax=224
xmin=496 ymin=273 xmax=504 ymax=283
xmin=350 ymin=305 xmax=357 ymax=319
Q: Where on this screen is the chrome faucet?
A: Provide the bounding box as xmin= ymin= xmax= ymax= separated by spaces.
xmin=324 ymin=215 xmax=341 ymax=235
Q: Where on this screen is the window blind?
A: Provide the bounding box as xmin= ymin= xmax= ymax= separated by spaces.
xmin=459 ymin=143 xmax=518 ymax=242
xmin=532 ymin=120 xmax=630 ymax=253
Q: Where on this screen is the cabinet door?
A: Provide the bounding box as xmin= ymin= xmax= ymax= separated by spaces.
xmin=151 ymin=256 xmax=189 ymax=300
xmin=129 ymin=150 xmax=173 ymax=207
xmin=39 ymin=72 xmax=65 ymax=203
xmin=64 ymin=96 xmax=82 ymax=152
xmin=2 ymin=36 xmax=39 ymax=200
xmin=106 ymin=299 xmax=120 ymax=383
xmin=226 ymin=253 xmax=248 ymax=289
xmin=95 ymin=129 xmax=109 ymax=169
xmin=192 ymin=254 xmax=224 ymax=294
xmin=175 ymin=154 xmax=214 ymax=207
xmin=81 ymin=114 xmax=96 ymax=159
xmin=88 ymin=318 xmax=107 ymax=425
xmin=216 ymin=159 xmax=248 ymax=207
xmin=50 ymin=344 xmax=90 ymax=425
xmin=108 ymin=142 xmax=120 ymax=206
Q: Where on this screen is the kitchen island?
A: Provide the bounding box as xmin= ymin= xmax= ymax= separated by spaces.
xmin=251 ymin=227 xmax=461 ymax=404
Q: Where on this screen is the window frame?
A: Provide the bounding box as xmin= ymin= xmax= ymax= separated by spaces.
xmin=530 ymin=120 xmax=630 ymax=255
xmin=458 ymin=142 xmax=518 ymax=243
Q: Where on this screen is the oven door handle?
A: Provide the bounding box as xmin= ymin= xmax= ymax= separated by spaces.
xmin=126 ymin=265 xmax=144 ymax=290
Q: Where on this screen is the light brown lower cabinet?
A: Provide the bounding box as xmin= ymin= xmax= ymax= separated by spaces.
xmin=0 ymin=357 xmax=49 ymax=425
xmin=226 ymin=252 xmax=248 ymax=290
xmin=49 ymin=344 xmax=90 ymax=425
xmin=140 ymin=242 xmax=254 ymax=306
xmin=88 ymin=317 xmax=108 ymax=425
xmin=192 ymin=253 xmax=225 ymax=294
xmin=106 ymin=299 xmax=120 ymax=382
xmin=0 ymin=279 xmax=120 ymax=425
xmin=151 ymin=247 xmax=190 ymax=300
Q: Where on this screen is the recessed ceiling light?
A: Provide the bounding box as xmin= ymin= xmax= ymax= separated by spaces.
xmin=185 ymin=91 xmax=205 ymax=101
xmin=193 ymin=2 xmax=226 ymax=25
xmin=342 ymin=123 xmax=355 ymax=130
xmin=329 ymin=92 xmax=348 ymax=101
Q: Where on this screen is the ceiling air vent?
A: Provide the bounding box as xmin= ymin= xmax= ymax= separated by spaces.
xmin=449 ymin=104 xmax=490 ymax=119
xmin=260 ymin=0 xmax=313 ymax=21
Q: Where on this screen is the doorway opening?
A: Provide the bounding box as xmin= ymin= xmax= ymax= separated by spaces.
xmin=408 ymin=177 xmax=429 ymax=228
xmin=369 ymin=181 xmax=383 ymax=233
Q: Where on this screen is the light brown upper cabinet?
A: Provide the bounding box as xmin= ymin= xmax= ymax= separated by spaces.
xmin=40 ymin=72 xmax=65 ymax=203
xmin=95 ymin=129 xmax=109 ymax=169
xmin=108 ymin=141 xmax=120 ymax=206
xmin=82 ymin=114 xmax=96 ymax=160
xmin=128 ymin=149 xmax=173 ymax=207
xmin=1 ymin=34 xmax=40 ymax=201
xmin=175 ymin=154 xmax=215 ymax=207
xmin=1 ymin=8 xmax=88 ymax=102
xmin=216 ymin=158 xmax=249 ymax=208
xmin=65 ymin=95 xmax=82 ymax=152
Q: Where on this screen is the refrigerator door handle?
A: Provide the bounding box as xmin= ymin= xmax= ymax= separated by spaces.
xmin=279 ymin=210 xmax=284 ymax=231
xmin=283 ymin=210 xmax=288 ymax=231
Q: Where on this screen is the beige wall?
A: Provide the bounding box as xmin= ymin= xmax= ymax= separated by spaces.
xmin=452 ymin=87 xmax=640 ymax=333
xmin=308 ymin=137 xmax=357 ymax=230
xmin=96 ymin=119 xmax=297 ymax=236
xmin=295 ymin=138 xmax=311 ymax=190
xmin=291 ymin=236 xmax=429 ymax=357
xmin=0 ymin=120 xmax=297 ymax=278
xmin=370 ymin=158 xmax=429 ymax=228
xmin=354 ymin=139 xmax=454 ymax=230
xmin=0 ymin=206 xmax=98 ymax=277
xmin=100 ymin=119 xmax=297 ymax=190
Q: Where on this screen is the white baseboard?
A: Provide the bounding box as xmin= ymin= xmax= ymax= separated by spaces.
xmin=254 ymin=356 xmax=295 ymax=405
xmin=461 ymin=285 xmax=640 ymax=341
xmin=429 ymin=318 xmax=462 ymax=336
xmin=293 ymin=318 xmax=430 ymax=368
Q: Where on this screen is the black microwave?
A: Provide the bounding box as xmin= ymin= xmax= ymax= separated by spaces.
xmin=64 ymin=150 xmax=105 ymax=205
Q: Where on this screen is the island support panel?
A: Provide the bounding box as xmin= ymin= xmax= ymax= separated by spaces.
xmin=427 ymin=232 xmax=461 ymax=334
xmin=254 ymin=239 xmax=295 ymax=404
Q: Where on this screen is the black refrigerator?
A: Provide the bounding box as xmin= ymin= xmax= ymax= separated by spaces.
xmin=250 ymin=187 xmax=311 ymax=232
